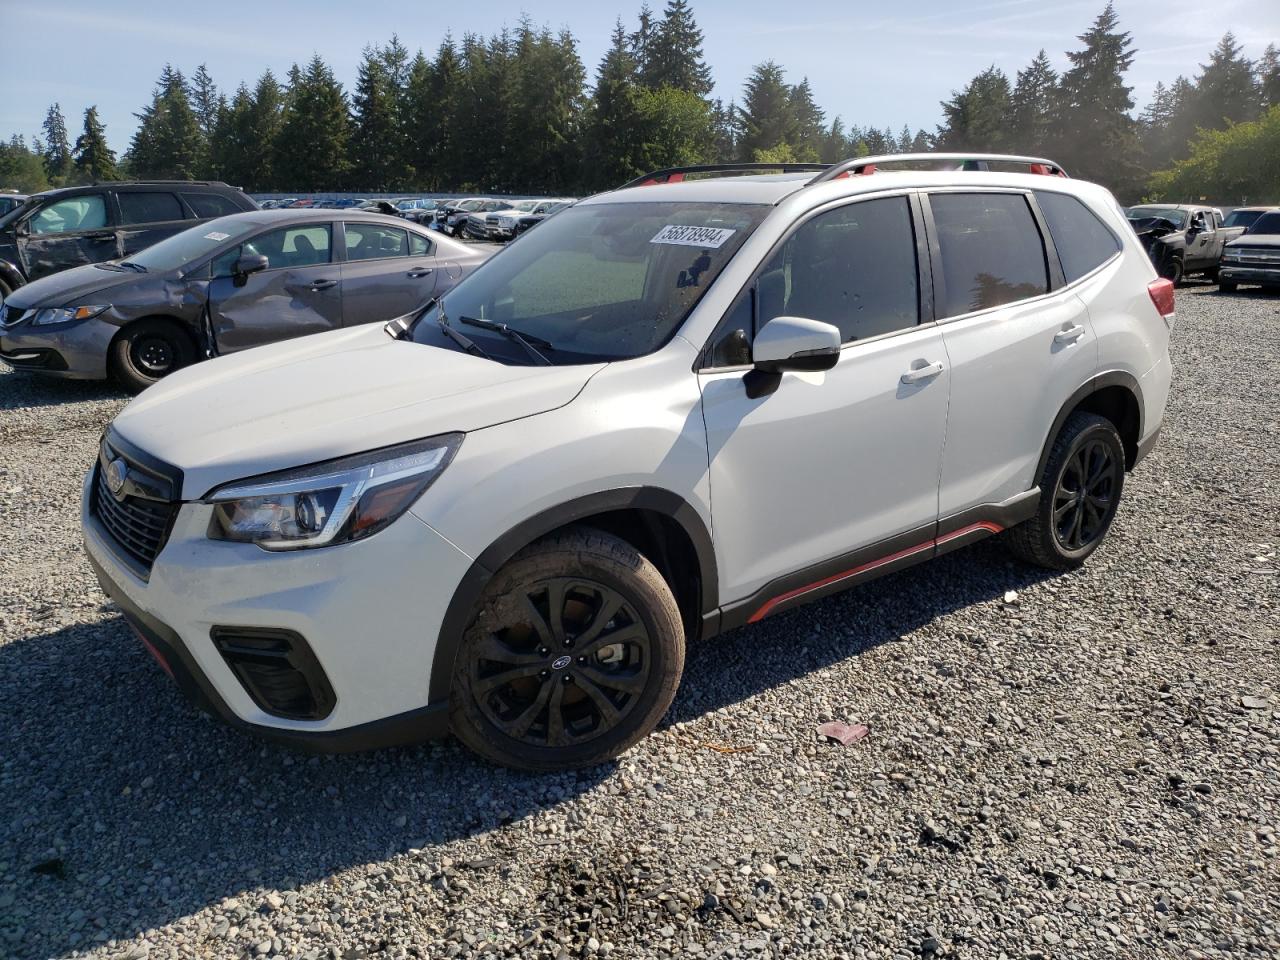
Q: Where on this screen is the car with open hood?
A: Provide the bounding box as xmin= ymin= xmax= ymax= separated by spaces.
xmin=1 ymin=209 xmax=487 ymax=391
xmin=83 ymin=154 xmax=1172 ymax=770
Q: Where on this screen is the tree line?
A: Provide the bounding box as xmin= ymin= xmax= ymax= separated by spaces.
xmin=2 ymin=2 xmax=1277 ymax=202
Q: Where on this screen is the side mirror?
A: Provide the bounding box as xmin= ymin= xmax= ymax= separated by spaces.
xmin=752 ymin=315 xmax=841 ymax=372
xmin=235 ymin=254 xmax=269 ymax=276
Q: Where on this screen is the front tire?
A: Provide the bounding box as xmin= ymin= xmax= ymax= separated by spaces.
xmin=1160 ymin=257 xmax=1184 ymax=286
xmin=1006 ymin=412 xmax=1125 ymax=571
xmin=1219 ymin=279 xmax=1238 ymax=292
xmin=450 ymin=528 xmax=685 ymax=771
xmin=108 ymin=319 xmax=195 ymax=393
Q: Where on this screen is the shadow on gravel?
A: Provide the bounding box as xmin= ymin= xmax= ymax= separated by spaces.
xmin=0 ymin=367 xmax=125 ymax=411
xmin=0 ymin=539 xmax=1053 ymax=956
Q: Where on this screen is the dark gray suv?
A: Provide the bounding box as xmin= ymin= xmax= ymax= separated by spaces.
xmin=0 ymin=180 xmax=257 ymax=299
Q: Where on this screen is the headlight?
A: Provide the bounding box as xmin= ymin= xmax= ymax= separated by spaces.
xmin=32 ymin=304 xmax=109 ymax=325
xmin=206 ymin=434 xmax=462 ymax=550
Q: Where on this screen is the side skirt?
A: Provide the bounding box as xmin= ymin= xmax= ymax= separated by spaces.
xmin=716 ymin=489 xmax=1039 ymax=632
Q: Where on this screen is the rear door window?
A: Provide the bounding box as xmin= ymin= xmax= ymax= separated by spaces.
xmin=408 ymin=233 xmax=432 ymax=256
xmin=117 ymin=192 xmax=184 ymax=225
xmin=345 ymin=223 xmax=409 ymax=261
xmin=29 ymin=195 xmax=108 ymax=234
xmin=1035 ymin=191 xmax=1121 ymax=283
xmin=182 ymin=193 xmax=242 ymax=218
xmin=930 ymin=193 xmax=1048 ymax=318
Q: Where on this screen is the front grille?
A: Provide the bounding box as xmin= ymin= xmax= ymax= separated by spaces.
xmin=91 ymin=463 xmax=178 ymax=573
xmin=1 ymin=304 xmax=29 ymax=327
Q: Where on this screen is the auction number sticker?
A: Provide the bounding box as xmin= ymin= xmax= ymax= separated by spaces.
xmin=203 ymin=231 xmax=231 ymax=241
xmin=650 ymin=225 xmax=736 ymax=248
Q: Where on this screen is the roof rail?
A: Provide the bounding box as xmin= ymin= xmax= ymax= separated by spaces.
xmin=621 ymin=163 xmax=830 ymax=189
xmin=809 ymin=153 xmax=1068 ymax=184
xmin=92 ymin=179 xmax=233 ymax=187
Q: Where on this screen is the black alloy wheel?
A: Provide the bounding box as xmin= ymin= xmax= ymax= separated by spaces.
xmin=130 ymin=334 xmax=176 ymax=377
xmin=470 ymin=577 xmax=651 ymax=748
xmin=450 ymin=528 xmax=684 ymax=770
xmin=1052 ymin=438 xmax=1120 ymax=551
xmin=109 ymin=318 xmax=196 ymax=393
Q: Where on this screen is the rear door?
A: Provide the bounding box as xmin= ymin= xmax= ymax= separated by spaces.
xmin=928 ymin=190 xmax=1099 ymax=521
xmin=117 ymin=190 xmax=192 ymax=258
xmin=207 ymin=222 xmax=343 ymax=352
xmin=338 ymin=222 xmax=439 ymax=324
xmin=18 ymin=193 xmax=120 ymax=279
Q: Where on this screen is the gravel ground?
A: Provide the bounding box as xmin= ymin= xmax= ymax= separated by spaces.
xmin=1 ymin=284 xmax=1277 ymax=960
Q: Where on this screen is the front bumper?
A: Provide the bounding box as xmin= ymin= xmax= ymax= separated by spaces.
xmin=1219 ymin=265 xmax=1280 ymax=285
xmin=82 ymin=469 xmax=474 ymax=751
xmin=0 ymin=317 xmax=115 ymax=379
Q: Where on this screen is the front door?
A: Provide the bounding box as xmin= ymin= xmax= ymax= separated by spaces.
xmin=699 ymin=194 xmax=949 ymax=608
xmin=116 ymin=190 xmax=192 ymax=258
xmin=19 ymin=193 xmax=120 ymax=280
xmin=338 ymin=222 xmax=439 ymax=324
xmin=207 ymin=223 xmax=343 ymax=353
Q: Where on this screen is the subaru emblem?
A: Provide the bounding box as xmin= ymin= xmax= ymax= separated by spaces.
xmin=106 ymin=458 xmax=129 ymax=497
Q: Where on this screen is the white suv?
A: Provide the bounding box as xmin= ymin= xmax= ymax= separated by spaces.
xmin=82 ymin=154 xmax=1174 ymax=770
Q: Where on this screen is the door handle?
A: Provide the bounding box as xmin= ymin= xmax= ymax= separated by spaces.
xmin=900 ymin=360 xmax=944 ymax=384
xmin=309 ymin=279 xmax=338 ymax=290
xmin=1054 ymin=324 xmax=1086 ymax=344
xmin=407 ymin=268 xmax=434 ymax=278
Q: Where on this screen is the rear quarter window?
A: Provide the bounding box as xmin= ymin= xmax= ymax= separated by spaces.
xmin=1035 ymin=191 xmax=1121 ymax=283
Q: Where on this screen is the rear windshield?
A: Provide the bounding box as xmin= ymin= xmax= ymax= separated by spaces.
xmin=412 ymin=200 xmax=770 ymax=364
xmin=1126 ymin=207 xmax=1187 ymax=228
xmin=122 ymin=215 xmax=260 ymax=272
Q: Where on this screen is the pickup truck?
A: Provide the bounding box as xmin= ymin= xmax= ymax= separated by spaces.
xmin=1219 ymin=210 xmax=1280 ymax=291
xmin=1125 ymin=204 xmax=1246 ymax=284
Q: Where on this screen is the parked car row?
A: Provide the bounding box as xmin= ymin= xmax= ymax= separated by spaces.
xmin=1124 ymin=202 xmax=1279 ymax=289
xmin=430 ymin=196 xmax=576 ymax=240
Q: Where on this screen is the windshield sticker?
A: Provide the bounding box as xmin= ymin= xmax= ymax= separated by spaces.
xmin=651 ymin=225 xmax=736 ymax=249
xmin=203 ymin=231 xmax=231 ymax=241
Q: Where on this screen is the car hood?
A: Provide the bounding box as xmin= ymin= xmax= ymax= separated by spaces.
xmin=1227 ymin=234 xmax=1280 ymax=248
xmin=111 ymin=324 xmax=606 ymax=499
xmin=4 ymin=262 xmax=140 ymax=309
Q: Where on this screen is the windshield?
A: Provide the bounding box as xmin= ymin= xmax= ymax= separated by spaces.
xmin=0 ymin=198 xmax=38 ymax=230
xmin=122 ymin=214 xmax=260 ymax=272
xmin=411 ymin=200 xmax=769 ymax=364
xmin=1247 ymin=212 xmax=1280 ymax=235
xmin=1127 ymin=207 xmax=1188 ymax=228
xmin=1224 ymin=209 xmax=1266 ymax=229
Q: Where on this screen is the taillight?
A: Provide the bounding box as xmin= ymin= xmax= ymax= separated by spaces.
xmin=1147 ymin=278 xmax=1175 ymax=319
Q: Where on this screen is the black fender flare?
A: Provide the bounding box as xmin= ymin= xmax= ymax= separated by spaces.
xmin=428 ymin=486 xmax=717 ymax=703
xmin=1035 ymin=370 xmax=1144 ymax=480
xmin=0 ymin=259 xmax=24 ymax=293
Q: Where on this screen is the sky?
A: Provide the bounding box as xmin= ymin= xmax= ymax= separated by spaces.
xmin=1 ymin=0 xmax=1277 ymax=154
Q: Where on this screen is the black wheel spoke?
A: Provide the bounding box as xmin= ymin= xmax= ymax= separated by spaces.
xmin=579 ymin=664 xmax=646 ymax=696
xmin=473 ymin=661 xmax=546 ymax=696
xmin=580 ymin=623 xmax=647 ymax=658
xmin=576 ymin=673 xmax=621 ymax=726
xmin=520 ymin=594 xmax=555 ymax=648
xmin=1053 ymin=499 xmax=1075 ymax=522
xmin=545 ymin=579 xmax=568 ymax=644
xmin=576 ymin=593 xmax=625 ymax=647
xmin=475 ymin=632 xmax=543 ymax=667
xmin=545 ymin=680 xmax=568 ymax=746
xmin=500 ymin=680 xmax=554 ymax=739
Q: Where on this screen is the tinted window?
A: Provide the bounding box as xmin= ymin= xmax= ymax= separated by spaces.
xmin=931 ymin=193 xmax=1048 ymax=318
xmin=408 ymin=233 xmax=432 ymax=256
xmin=243 ymin=225 xmax=331 ymax=268
xmin=211 ymin=245 xmax=241 ymax=278
xmin=1036 ymin=191 xmax=1121 ymax=283
xmin=1224 ymin=209 xmax=1264 ymax=229
xmin=29 ymin=195 xmax=107 ymax=234
xmin=757 ymin=196 xmax=919 ymax=343
xmin=118 ymin=192 xmax=184 ymax=225
xmin=183 ymin=193 xmax=242 ymax=218
xmin=1249 ymin=212 xmax=1280 ymax=235
xmin=345 ymin=223 xmax=408 ymax=261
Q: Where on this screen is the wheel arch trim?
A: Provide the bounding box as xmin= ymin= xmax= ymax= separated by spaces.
xmin=1036 ymin=370 xmax=1143 ymax=479
xmin=428 ymin=486 xmax=716 ymax=704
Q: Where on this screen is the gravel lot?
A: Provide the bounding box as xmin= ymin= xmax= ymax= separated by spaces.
xmin=1 ymin=284 xmax=1277 ymax=960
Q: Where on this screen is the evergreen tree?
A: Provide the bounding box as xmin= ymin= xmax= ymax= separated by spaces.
xmin=191 ymin=64 xmax=222 ymax=138
xmin=1139 ymin=80 xmax=1178 ymax=161
xmin=73 ymin=106 xmax=118 ymax=182
xmin=642 ymin=0 xmax=713 ymax=96
xmin=429 ymin=37 xmax=464 ymax=189
xmin=0 ymin=135 xmax=51 ymax=192
xmin=129 ymin=65 xmax=203 ymax=179
xmin=508 ymin=24 xmax=586 ymax=193
xmin=820 ymin=117 xmax=847 ymax=163
xmin=788 ymin=78 xmax=825 ymax=161
xmin=351 ymin=44 xmax=410 ymax=189
xmin=911 ymin=129 xmax=932 ymax=151
xmin=634 ymin=86 xmax=714 ymax=168
xmin=246 ymin=70 xmax=284 ymax=189
xmin=936 ymin=66 xmax=1012 ymax=151
xmin=41 ymin=103 xmax=73 ymax=185
xmin=1009 ymin=50 xmax=1058 ymax=154
xmin=1259 ymin=44 xmax=1280 ymax=108
xmin=274 ymin=55 xmax=351 ymax=191
xmin=630 ymin=4 xmax=657 ymax=79
xmin=586 ymin=21 xmax=649 ymax=189
xmin=1193 ymin=32 xmax=1259 ymax=129
xmin=736 ymin=61 xmax=796 ymax=160
xmin=897 ymin=124 xmax=914 ymax=152
xmin=210 ymin=84 xmax=255 ymax=186
xmin=1054 ymin=4 xmax=1141 ymax=191
xmin=709 ymin=99 xmax=737 ymax=161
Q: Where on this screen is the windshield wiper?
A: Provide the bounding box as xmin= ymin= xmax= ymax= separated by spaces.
xmin=436 ymin=309 xmax=493 ymax=361
xmin=119 ymin=261 xmax=147 ymax=273
xmin=459 ymin=316 xmax=553 ymax=366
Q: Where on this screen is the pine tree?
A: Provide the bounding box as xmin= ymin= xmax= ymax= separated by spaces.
xmin=246 ymin=70 xmax=284 ymax=189
xmin=1259 ymin=44 xmax=1280 ymax=108
xmin=1010 ymin=50 xmax=1058 ymax=154
xmin=509 ymin=24 xmax=586 ymax=193
xmin=429 ymin=37 xmax=464 ymax=189
xmin=128 ymin=65 xmax=204 ymax=179
xmin=586 ymin=21 xmax=649 ymax=189
xmin=630 ymin=4 xmax=657 ymax=79
xmin=210 ymin=84 xmax=255 ymax=186
xmin=788 ymin=79 xmax=825 ymax=162
xmin=191 ymin=64 xmax=222 ymax=138
xmin=0 ymin=136 xmax=51 ymax=192
xmin=936 ymin=66 xmax=1012 ymax=151
xmin=1139 ymin=80 xmax=1177 ymax=161
xmin=898 ymin=124 xmax=914 ymax=153
xmin=642 ymin=0 xmax=713 ymax=96
xmin=1193 ymin=32 xmax=1259 ymax=129
xmin=736 ymin=61 xmax=797 ymax=160
xmin=274 ymin=55 xmax=351 ymax=191
xmin=820 ymin=117 xmax=847 ymax=163
xmin=41 ymin=103 xmax=73 ymax=185
xmin=73 ymin=106 xmax=118 ymax=182
xmin=709 ymin=99 xmax=737 ymax=161
xmin=351 ymin=44 xmax=409 ymax=189
xmin=1054 ymin=4 xmax=1141 ymax=191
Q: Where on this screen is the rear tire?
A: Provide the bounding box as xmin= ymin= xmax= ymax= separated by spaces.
xmin=1006 ymin=412 xmax=1125 ymax=571
xmin=449 ymin=528 xmax=684 ymax=771
xmin=108 ymin=319 xmax=195 ymax=394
